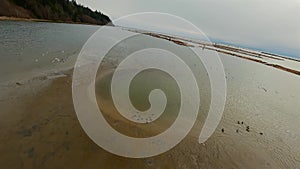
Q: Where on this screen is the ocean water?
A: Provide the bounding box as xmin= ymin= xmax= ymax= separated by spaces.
xmin=0 ymin=21 xmax=98 ymax=82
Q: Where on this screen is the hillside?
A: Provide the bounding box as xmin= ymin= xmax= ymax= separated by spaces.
xmin=0 ymin=0 xmax=112 ymax=25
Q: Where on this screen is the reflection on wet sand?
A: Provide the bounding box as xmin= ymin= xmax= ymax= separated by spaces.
xmin=0 ymin=75 xmax=298 ymax=169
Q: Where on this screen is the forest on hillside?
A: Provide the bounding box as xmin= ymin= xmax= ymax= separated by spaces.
xmin=0 ymin=0 xmax=112 ymax=25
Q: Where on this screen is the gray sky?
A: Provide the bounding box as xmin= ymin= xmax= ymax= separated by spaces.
xmin=78 ymin=0 xmax=300 ymax=58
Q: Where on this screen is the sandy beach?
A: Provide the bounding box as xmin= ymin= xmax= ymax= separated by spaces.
xmin=0 ymin=16 xmax=50 ymax=22
xmin=0 ymin=16 xmax=110 ymax=26
xmin=0 ymin=24 xmax=300 ymax=169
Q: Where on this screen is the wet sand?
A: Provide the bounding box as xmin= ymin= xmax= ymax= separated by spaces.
xmin=0 ymin=69 xmax=298 ymax=169
xmin=0 ymin=28 xmax=300 ymax=168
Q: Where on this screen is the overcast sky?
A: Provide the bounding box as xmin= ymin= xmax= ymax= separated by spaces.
xmin=77 ymin=0 xmax=300 ymax=58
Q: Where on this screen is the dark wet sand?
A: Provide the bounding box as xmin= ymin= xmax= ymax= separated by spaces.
xmin=0 ymin=68 xmax=298 ymax=169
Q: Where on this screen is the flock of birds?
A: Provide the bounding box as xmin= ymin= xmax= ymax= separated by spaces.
xmin=221 ymin=121 xmax=264 ymax=136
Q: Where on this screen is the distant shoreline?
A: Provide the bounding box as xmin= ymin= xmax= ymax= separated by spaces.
xmin=0 ymin=16 xmax=111 ymax=26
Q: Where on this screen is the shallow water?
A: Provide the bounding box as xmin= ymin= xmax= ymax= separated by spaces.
xmin=94 ymin=34 xmax=211 ymax=141
xmin=0 ymin=21 xmax=98 ymax=82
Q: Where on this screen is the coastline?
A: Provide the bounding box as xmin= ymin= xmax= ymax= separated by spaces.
xmin=136 ymin=30 xmax=300 ymax=76
xmin=125 ymin=27 xmax=300 ymax=64
xmin=0 ymin=16 xmax=112 ymax=26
